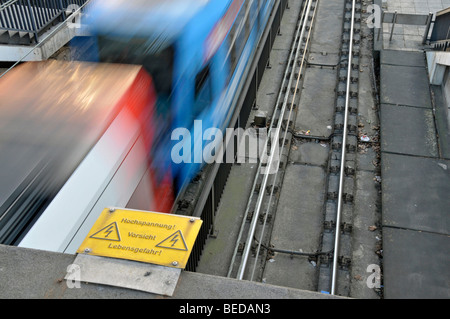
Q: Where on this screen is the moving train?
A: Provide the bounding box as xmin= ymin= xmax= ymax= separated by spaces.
xmin=82 ymin=0 xmax=274 ymax=190
xmin=0 ymin=0 xmax=278 ymax=253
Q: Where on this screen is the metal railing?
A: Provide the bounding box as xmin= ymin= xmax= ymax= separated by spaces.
xmin=429 ymin=7 xmax=450 ymax=50
xmin=431 ymin=39 xmax=450 ymax=51
xmin=0 ymin=0 xmax=89 ymax=43
xmin=376 ymin=10 xmax=434 ymax=44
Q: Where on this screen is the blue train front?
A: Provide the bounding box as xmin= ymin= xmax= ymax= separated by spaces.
xmin=77 ymin=0 xmax=276 ymax=194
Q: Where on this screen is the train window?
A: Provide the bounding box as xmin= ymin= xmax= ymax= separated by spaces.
xmin=194 ymin=65 xmax=213 ymax=118
xmin=225 ymin=0 xmax=253 ymax=82
xmin=227 ymin=11 xmax=239 ymax=78
xmin=244 ymin=2 xmax=251 ymax=41
xmin=250 ymin=0 xmax=259 ymax=29
xmin=195 ymin=65 xmax=211 ymax=97
xmin=97 ymin=36 xmax=174 ymax=97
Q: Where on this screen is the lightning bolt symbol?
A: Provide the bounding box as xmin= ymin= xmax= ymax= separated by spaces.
xmin=104 ymin=225 xmax=114 ymax=238
xmin=170 ymin=234 xmax=179 ymax=247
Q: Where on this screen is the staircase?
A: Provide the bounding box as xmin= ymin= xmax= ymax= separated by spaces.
xmin=0 ymin=29 xmax=34 ymax=45
xmin=0 ymin=0 xmax=90 ymax=61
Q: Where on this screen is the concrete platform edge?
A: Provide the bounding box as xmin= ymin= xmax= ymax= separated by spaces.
xmin=0 ymin=244 xmax=345 ymax=299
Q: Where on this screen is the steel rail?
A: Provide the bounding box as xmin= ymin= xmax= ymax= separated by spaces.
xmin=249 ymin=0 xmax=318 ymax=281
xmin=331 ymin=0 xmax=356 ymax=296
xmin=226 ymin=0 xmax=310 ymax=279
xmin=232 ymin=0 xmax=314 ymax=281
xmin=226 ymin=0 xmax=308 ymax=279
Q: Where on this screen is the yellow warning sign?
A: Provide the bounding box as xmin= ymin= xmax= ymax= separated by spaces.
xmin=77 ymin=208 xmax=203 ymax=269
xmin=156 ymin=230 xmax=188 ymax=251
xmin=90 ymin=222 xmax=121 ymax=241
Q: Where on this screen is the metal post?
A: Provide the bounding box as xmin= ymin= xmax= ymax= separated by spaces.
xmin=423 ymin=12 xmax=433 ymax=44
xmin=377 ymin=10 xmax=385 ymax=41
xmin=209 ymin=185 xmax=215 ymax=236
xmin=26 ymin=0 xmax=38 ymax=43
xmin=59 ymin=0 xmax=66 ymax=20
xmin=389 ymin=11 xmax=397 ymax=41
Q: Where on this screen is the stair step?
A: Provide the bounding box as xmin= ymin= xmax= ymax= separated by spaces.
xmin=18 ymin=31 xmax=31 ymax=39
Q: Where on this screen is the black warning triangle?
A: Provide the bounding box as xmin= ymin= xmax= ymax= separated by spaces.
xmin=156 ymin=230 xmax=188 ymax=251
xmin=90 ymin=222 xmax=121 ymax=241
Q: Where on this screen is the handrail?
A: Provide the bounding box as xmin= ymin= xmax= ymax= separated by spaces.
xmin=376 ymin=9 xmax=433 ymax=44
xmin=0 ymin=0 xmax=18 ymax=11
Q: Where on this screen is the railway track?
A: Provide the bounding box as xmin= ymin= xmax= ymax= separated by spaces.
xmin=185 ymin=0 xmax=381 ymax=298
xmin=226 ymin=0 xmax=318 ymax=281
xmin=318 ymin=0 xmax=362 ymax=296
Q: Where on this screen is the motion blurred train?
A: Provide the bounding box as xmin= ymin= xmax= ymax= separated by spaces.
xmin=0 ymin=0 xmax=277 ymax=253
